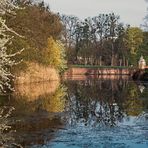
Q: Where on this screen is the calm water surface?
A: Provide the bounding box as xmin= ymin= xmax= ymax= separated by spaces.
xmin=0 ymin=77 xmax=148 ymax=148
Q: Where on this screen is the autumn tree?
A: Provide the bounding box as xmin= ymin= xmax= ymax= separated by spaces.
xmin=7 ymin=3 xmax=62 ymax=50
xmin=5 ymin=1 xmax=66 ymax=72
xmin=44 ymin=37 xmax=66 ymax=72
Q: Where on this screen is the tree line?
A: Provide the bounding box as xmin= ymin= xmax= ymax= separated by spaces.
xmin=2 ymin=0 xmax=148 ymax=69
xmin=60 ymin=13 xmax=147 ymax=66
xmin=0 ymin=0 xmax=148 ymax=93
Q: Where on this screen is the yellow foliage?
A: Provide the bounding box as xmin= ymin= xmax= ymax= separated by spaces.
xmin=12 ymin=84 xmax=66 ymax=115
xmin=124 ymin=98 xmax=143 ymax=116
xmin=123 ymin=83 xmax=143 ymax=116
xmin=43 ymin=86 xmax=66 ymax=113
xmin=44 ymin=37 xmax=67 ymax=71
xmin=125 ymin=27 xmax=143 ymax=54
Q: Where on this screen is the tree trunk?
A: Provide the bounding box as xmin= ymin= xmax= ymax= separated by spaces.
xmin=126 ymin=59 xmax=129 ymax=67
xmin=111 ymin=54 xmax=114 ymax=66
xmin=119 ymin=59 xmax=122 ymax=66
xmin=123 ymin=56 xmax=126 ymax=66
xmin=99 ymin=56 xmax=102 ymax=66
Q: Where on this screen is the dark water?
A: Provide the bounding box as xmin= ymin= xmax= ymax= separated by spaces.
xmin=0 ymin=77 xmax=148 ymax=148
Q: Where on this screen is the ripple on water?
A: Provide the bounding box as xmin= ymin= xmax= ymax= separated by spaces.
xmin=44 ymin=114 xmax=148 ymax=148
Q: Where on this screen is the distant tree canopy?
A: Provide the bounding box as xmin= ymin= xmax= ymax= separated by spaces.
xmin=60 ymin=13 xmax=129 ymax=66
xmin=60 ymin=13 xmax=147 ymax=66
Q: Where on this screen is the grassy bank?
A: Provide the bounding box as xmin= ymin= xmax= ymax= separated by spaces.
xmin=70 ymin=65 xmax=131 ymax=69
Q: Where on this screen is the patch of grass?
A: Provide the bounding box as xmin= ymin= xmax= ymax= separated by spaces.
xmin=70 ymin=65 xmax=130 ymax=69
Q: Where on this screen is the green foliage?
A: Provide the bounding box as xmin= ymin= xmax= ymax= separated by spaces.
xmin=71 ymin=65 xmax=129 ymax=69
xmin=124 ymin=27 xmax=143 ymax=55
xmin=139 ymin=32 xmax=148 ymax=63
xmin=41 ymin=84 xmax=67 ymax=113
xmin=124 ymin=27 xmax=143 ymax=65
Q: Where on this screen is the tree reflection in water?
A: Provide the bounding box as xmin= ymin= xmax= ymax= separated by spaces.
xmin=0 ymin=82 xmax=67 ymax=147
xmin=65 ymin=79 xmax=148 ymax=127
xmin=0 ymin=78 xmax=148 ymax=148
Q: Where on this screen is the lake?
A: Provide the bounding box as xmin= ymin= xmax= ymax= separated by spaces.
xmin=0 ymin=77 xmax=148 ymax=148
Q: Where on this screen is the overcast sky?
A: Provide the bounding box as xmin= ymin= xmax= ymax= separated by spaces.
xmin=45 ymin=0 xmax=147 ymax=27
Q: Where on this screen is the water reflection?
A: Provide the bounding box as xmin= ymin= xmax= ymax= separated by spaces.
xmin=0 ymin=81 xmax=67 ymax=147
xmin=14 ymin=80 xmax=59 ymax=101
xmin=0 ymin=78 xmax=148 ymax=148
xmin=66 ymin=80 xmax=122 ymax=127
xmin=49 ymin=78 xmax=148 ymax=148
xmin=65 ymin=79 xmax=148 ymax=127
